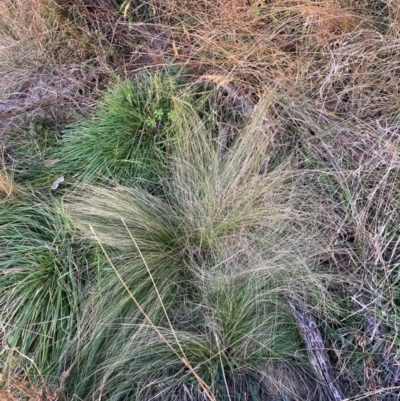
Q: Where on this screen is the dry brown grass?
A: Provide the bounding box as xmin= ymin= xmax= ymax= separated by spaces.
xmin=0 ymin=0 xmax=107 ymax=66
xmin=0 ymin=0 xmax=114 ymax=133
xmin=0 ymin=378 xmax=55 ymax=401
xmin=140 ymin=1 xmax=365 ymax=85
xmin=0 ymin=173 xmax=13 ymax=200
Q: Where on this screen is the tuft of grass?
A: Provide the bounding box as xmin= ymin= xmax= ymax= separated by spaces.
xmin=0 ymin=194 xmax=103 ymax=383
xmin=63 ymin=94 xmax=338 ymax=400
xmin=57 ymin=72 xmax=180 ymax=188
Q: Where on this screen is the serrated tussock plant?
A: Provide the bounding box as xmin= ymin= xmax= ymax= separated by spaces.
xmin=64 ymin=95 xmax=337 ymax=400
xmin=58 ymin=72 xmax=180 ymax=188
xmin=0 ymin=195 xmax=103 ymax=381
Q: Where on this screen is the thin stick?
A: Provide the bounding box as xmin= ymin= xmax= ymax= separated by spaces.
xmin=287 ymin=299 xmax=344 ymax=401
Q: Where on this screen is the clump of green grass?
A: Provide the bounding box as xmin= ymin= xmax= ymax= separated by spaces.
xmin=0 ymin=194 xmax=103 ymax=383
xmin=57 ymin=72 xmax=179 ymax=188
xmin=63 ymin=95 xmax=339 ymax=400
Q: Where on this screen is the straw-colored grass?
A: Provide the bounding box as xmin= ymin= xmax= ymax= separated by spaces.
xmin=0 ymin=146 xmax=16 ymax=199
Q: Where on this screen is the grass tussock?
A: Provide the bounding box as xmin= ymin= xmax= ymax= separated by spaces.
xmin=1 ymin=0 xmax=400 ymax=400
xmin=57 ymin=72 xmax=180 ymax=187
xmin=0 ymin=195 xmax=104 ymax=383
xmin=63 ymin=97 xmax=342 ymax=400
